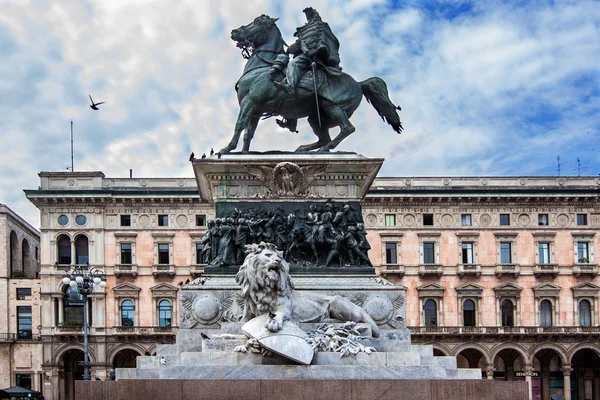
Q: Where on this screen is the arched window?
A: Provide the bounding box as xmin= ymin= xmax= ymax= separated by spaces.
xmin=158 ymin=300 xmax=172 ymax=327
xmin=75 ymin=235 xmax=89 ymax=264
xmin=22 ymin=238 xmax=30 ymax=272
xmin=121 ymin=300 xmax=134 ymax=327
xmin=57 ymin=235 xmax=71 ymax=265
xmin=501 ymin=300 xmax=514 ymax=327
xmin=64 ymin=286 xmax=84 ymax=326
xmin=463 ymin=299 xmax=476 ymax=327
xmin=579 ymin=299 xmax=591 ymax=327
xmin=424 ymin=299 xmax=437 ymax=328
xmin=540 ymin=300 xmax=553 ymax=327
xmin=10 ymin=231 xmax=18 ymax=274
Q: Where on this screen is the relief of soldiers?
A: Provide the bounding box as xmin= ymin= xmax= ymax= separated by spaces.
xmin=208 ymin=201 xmax=373 ymax=269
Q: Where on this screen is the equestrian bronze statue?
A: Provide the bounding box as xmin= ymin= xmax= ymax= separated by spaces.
xmin=221 ymin=8 xmax=403 ymax=154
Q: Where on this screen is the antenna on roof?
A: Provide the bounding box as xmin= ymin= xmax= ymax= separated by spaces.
xmin=70 ymin=120 xmax=74 ymax=172
xmin=556 ymin=155 xmax=566 ymax=176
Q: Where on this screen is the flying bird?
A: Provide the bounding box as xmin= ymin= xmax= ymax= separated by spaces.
xmin=210 ymin=148 xmax=214 ymax=156
xmin=201 ymin=153 xmax=206 ymax=159
xmin=189 ymin=152 xmax=194 ymax=161
xmin=89 ymin=95 xmax=105 ymax=110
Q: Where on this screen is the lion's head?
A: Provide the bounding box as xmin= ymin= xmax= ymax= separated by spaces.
xmin=236 ymin=242 xmax=294 ymax=314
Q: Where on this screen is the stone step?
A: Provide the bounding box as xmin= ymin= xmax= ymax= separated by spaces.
xmin=145 ymin=364 xmax=448 ymax=380
xmin=411 ymin=345 xmax=433 ymax=358
xmin=419 ymin=355 xmax=457 ymax=370
xmin=155 ymin=344 xmax=179 ymax=357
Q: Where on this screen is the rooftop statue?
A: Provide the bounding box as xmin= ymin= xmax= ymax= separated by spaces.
xmin=221 ymin=8 xmax=403 ymax=154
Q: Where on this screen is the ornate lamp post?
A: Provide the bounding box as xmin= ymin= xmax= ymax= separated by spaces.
xmin=62 ymin=266 xmax=107 ymax=380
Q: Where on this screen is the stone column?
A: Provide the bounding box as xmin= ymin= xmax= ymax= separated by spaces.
xmin=71 ymin=240 xmax=76 ymax=265
xmin=486 ymin=364 xmax=495 ymax=380
xmin=57 ymin=297 xmax=64 ymax=324
xmin=525 ymin=364 xmax=534 ymax=400
xmin=562 ymin=365 xmax=572 ymax=400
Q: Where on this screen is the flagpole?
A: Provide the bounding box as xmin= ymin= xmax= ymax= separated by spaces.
xmin=71 ymin=119 xmax=74 ymax=172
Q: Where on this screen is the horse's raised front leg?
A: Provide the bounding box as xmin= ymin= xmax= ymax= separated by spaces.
xmin=221 ymin=99 xmax=256 ymax=154
xmin=242 ymin=115 xmax=260 ymax=153
xmin=295 ymin=113 xmax=332 ymax=152
xmin=318 ymin=104 xmax=355 ymax=152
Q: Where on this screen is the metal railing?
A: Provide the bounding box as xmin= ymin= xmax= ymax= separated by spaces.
xmin=0 ymin=333 xmax=16 ymax=342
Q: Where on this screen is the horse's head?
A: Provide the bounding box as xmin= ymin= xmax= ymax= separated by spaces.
xmin=231 ymin=14 xmax=279 ymax=49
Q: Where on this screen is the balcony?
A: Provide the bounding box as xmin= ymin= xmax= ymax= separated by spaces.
xmin=533 ymin=264 xmax=559 ymax=278
xmin=110 ymin=326 xmax=177 ymax=335
xmin=380 ymin=264 xmax=405 ymax=278
xmin=573 ymin=263 xmax=599 ymax=277
xmin=152 ymin=264 xmax=175 ymax=277
xmin=495 ymin=264 xmax=520 ymax=278
xmin=0 ymin=333 xmax=16 ymax=342
xmin=409 ymin=326 xmax=600 ymax=336
xmin=56 ymin=325 xmax=83 ymax=334
xmin=458 ymin=264 xmax=481 ymax=278
xmin=115 ymin=264 xmax=138 ymax=277
xmin=418 ymin=264 xmax=443 ymax=278
xmin=191 ymin=264 xmax=207 ymax=278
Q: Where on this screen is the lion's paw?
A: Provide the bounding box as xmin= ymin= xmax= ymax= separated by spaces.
xmin=266 ymin=318 xmax=283 ymax=332
xmin=233 ymin=345 xmax=248 ymax=353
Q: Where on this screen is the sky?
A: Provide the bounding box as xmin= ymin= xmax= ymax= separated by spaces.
xmin=0 ymin=0 xmax=599 ymax=227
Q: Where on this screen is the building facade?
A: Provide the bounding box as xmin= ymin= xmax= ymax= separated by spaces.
xmin=0 ymin=204 xmax=42 ymax=392
xmin=24 ymin=172 xmax=600 ymax=400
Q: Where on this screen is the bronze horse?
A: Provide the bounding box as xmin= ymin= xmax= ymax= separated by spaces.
xmin=221 ymin=15 xmax=402 ymax=154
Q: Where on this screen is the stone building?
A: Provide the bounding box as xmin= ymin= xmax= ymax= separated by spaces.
xmin=24 ymin=172 xmax=600 ymax=400
xmin=0 ymin=204 xmax=42 ymax=392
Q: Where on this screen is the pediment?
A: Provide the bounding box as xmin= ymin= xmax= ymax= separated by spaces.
xmin=532 ymin=283 xmax=561 ymax=291
xmin=417 ymin=283 xmax=445 ymax=291
xmin=494 ymin=282 xmax=523 ymax=292
xmin=150 ymin=283 xmax=178 ymax=292
xmin=572 ymin=282 xmax=600 ymax=297
xmin=456 ymin=283 xmax=484 ymax=292
xmin=112 ymin=283 xmax=141 ymax=292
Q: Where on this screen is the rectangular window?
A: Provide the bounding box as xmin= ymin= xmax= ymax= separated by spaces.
xmin=461 ymin=214 xmax=472 ymax=226
xmin=196 ymin=242 xmax=204 ymax=264
xmin=15 ymin=374 xmax=32 ymax=390
xmin=500 ymin=214 xmax=510 ymax=226
xmin=538 ymin=214 xmax=548 ymax=226
xmin=158 ymin=215 xmax=169 ymax=227
xmin=196 ymin=215 xmax=207 ymax=227
xmin=35 ymin=247 xmax=38 ymax=260
xmin=120 ymin=215 xmax=131 ymax=227
xmin=16 ymin=288 xmax=32 ymax=300
xmin=462 ymin=243 xmax=474 ymax=264
xmin=158 ymin=243 xmax=170 ymax=264
xmin=423 ymin=214 xmax=434 ymax=226
xmin=384 ymin=214 xmax=396 ymax=226
xmin=423 ymin=242 xmax=435 ymax=264
xmin=500 ymin=242 xmax=512 ymax=264
xmin=538 ymin=243 xmax=550 ymax=264
xmin=120 ymin=243 xmax=132 ymax=264
xmin=577 ymin=214 xmax=588 ymax=226
xmin=577 ymin=242 xmax=590 ymax=263
xmin=385 ymin=243 xmax=397 ymax=264
xmin=17 ymin=306 xmax=32 ymax=339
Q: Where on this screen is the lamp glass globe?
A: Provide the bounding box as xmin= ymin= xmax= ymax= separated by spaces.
xmin=93 ymin=277 xmax=101 ymax=285
xmin=62 ymin=277 xmax=71 ymax=285
xmin=75 ymin=276 xmax=84 ymax=284
xmin=100 ymin=281 xmax=107 ymax=288
xmin=69 ymin=281 xmax=78 ymax=288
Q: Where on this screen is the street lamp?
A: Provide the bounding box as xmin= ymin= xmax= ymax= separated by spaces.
xmin=62 ymin=265 xmax=107 ymax=380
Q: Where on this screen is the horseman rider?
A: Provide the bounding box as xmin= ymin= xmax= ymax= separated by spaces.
xmin=271 ymin=7 xmax=342 ymax=96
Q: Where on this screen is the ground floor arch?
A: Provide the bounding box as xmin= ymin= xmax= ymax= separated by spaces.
xmin=570 ymin=348 xmax=600 ymax=400
xmin=59 ymin=349 xmax=84 ymax=400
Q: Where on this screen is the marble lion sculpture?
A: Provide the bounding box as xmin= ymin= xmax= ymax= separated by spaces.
xmin=235 ymin=242 xmax=381 ymax=338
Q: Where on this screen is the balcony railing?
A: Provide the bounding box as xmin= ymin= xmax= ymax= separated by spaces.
xmin=152 ymin=264 xmax=175 ymax=277
xmin=112 ymin=326 xmax=177 ymax=335
xmin=115 ymin=264 xmax=138 ymax=277
xmin=418 ymin=264 xmax=443 ymax=278
xmin=380 ymin=264 xmax=405 ymax=277
xmin=533 ymin=263 xmax=559 ymax=278
xmin=495 ymin=264 xmax=520 ymax=278
xmin=0 ymin=333 xmax=16 ymax=342
xmin=573 ymin=263 xmax=599 ymax=277
xmin=409 ymin=326 xmax=600 ymax=335
xmin=458 ymin=264 xmax=481 ymax=278
xmin=56 ymin=325 xmax=84 ymax=333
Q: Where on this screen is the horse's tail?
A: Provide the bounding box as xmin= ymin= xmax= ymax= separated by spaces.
xmin=359 ymin=77 xmax=403 ymax=134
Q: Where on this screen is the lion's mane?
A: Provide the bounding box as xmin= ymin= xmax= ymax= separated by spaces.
xmin=235 ymin=242 xmax=294 ymax=316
